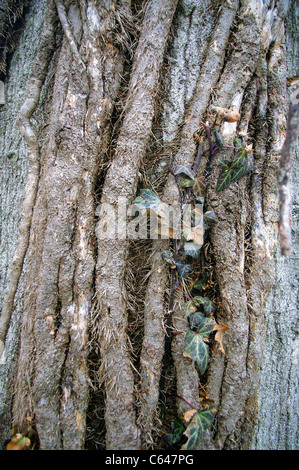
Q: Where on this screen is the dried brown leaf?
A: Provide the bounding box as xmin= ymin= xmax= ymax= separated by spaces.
xmin=213 ymin=322 xmax=229 ymax=354
xmin=6 ymin=433 xmax=31 ymax=450
xmin=183 ymin=409 xmax=197 ymax=424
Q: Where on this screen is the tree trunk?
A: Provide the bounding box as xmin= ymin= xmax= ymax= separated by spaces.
xmin=0 ymin=0 xmax=298 ymax=450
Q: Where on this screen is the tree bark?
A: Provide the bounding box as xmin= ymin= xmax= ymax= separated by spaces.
xmin=0 ymin=0 xmax=298 ymax=450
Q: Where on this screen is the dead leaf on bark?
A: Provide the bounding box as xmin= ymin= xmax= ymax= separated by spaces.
xmin=183 ymin=409 xmax=197 ymax=424
xmin=213 ymin=322 xmax=229 ymax=354
xmin=213 ymin=106 xmax=241 ymax=123
xmin=6 ymin=433 xmax=31 ymax=450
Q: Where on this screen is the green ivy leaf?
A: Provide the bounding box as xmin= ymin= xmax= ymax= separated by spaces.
xmin=192 ymin=296 xmax=215 ymax=315
xmin=164 ymin=418 xmax=185 ymax=447
xmin=181 ymin=408 xmax=216 ymax=450
xmin=191 ymin=175 xmax=206 ymax=198
xmin=187 ymin=310 xmax=214 ymax=335
xmin=133 ymin=195 xmax=145 ymax=205
xmin=192 ymin=296 xmax=205 ymax=307
xmin=203 ymin=210 xmax=217 ymax=222
xmin=16 ymin=436 xmax=30 ymax=447
xmin=234 ymin=136 xmax=246 ymax=149
xmin=187 ymin=311 xmax=205 ymax=330
xmin=193 ymin=275 xmax=209 ymax=293
xmin=216 ymin=167 xmax=234 ymax=192
xmin=184 ymin=242 xmax=202 ymax=258
xmin=183 ymin=300 xmax=198 ymax=318
xmin=162 ymin=250 xmax=176 ymax=266
xmin=181 ymin=178 xmax=193 ymax=188
xmin=218 ymin=158 xmax=231 ymax=169
xmin=193 ymin=280 xmax=204 ymax=291
xmin=134 ymin=189 xmax=162 ymax=211
xmin=196 ymin=316 xmax=215 ymax=337
xmin=229 ymin=149 xmax=248 ymax=170
xmin=183 ymin=330 xmax=209 ymax=374
xmin=181 ymin=415 xmax=201 ymax=450
xmin=230 ymin=152 xmax=253 ymax=182
xmin=216 ymin=150 xmax=253 ymax=192
xmin=215 ymin=130 xmax=224 ymax=149
xmin=140 ymin=188 xmax=161 ymax=202
xmin=202 ymin=299 xmax=215 ymax=315
xmin=175 ymin=260 xmax=193 ymax=278
xmin=173 ymin=164 xmax=195 ymax=180
xmin=230 ymin=162 xmax=250 ymax=182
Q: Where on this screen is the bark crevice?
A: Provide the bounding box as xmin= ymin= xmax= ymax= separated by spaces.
xmin=0 ymin=0 xmax=296 ymax=451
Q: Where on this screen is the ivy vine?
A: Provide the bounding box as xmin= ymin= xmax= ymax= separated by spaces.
xmin=134 ymin=115 xmax=253 ymax=449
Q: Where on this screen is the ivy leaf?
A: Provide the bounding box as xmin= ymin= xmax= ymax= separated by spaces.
xmin=184 ymin=242 xmax=202 ymax=258
xmin=187 ymin=310 xmax=215 ymax=335
xmin=193 ymin=275 xmax=209 ymax=293
xmin=192 ymin=296 xmax=204 ymax=308
xmin=134 ymin=189 xmax=162 ymax=211
xmin=191 ymin=175 xmax=206 ymax=198
xmin=196 ymin=316 xmax=215 ymax=338
xmin=163 ymin=419 xmax=185 ymax=447
xmin=230 ymin=152 xmax=253 ymax=183
xmin=218 ymin=158 xmax=231 ymax=169
xmin=182 ymin=224 xmax=205 ymax=246
xmin=140 ymin=188 xmax=161 ymax=203
xmin=192 ymin=296 xmax=215 ymax=315
xmin=181 ymin=408 xmax=216 ymax=450
xmin=216 ymin=167 xmax=234 ymax=192
xmin=175 ymin=260 xmax=193 ymax=278
xmin=229 ymin=162 xmax=250 ymax=183
xmin=181 ymin=178 xmax=193 ymax=188
xmin=183 ymin=409 xmax=198 ymax=424
xmin=202 ymin=298 xmax=215 ymax=315
xmin=183 ymin=300 xmax=197 ymax=317
xmin=203 ymin=211 xmax=217 ymax=223
xmin=133 ymin=195 xmax=145 ymax=205
xmin=181 ymin=416 xmax=201 ymax=450
xmin=197 ymin=407 xmax=216 ymax=430
xmin=215 ymin=130 xmax=224 ymax=149
xmin=173 ymin=163 xmax=195 ymax=180
xmin=6 ymin=434 xmax=31 ymax=450
xmin=216 ymin=150 xmax=254 ymax=192
xmin=229 ymin=149 xmax=248 ymax=169
xmin=187 ymin=311 xmax=205 ymax=330
xmin=234 ymin=136 xmax=245 ymax=149
xmin=162 ymin=250 xmax=176 ymax=267
xmin=183 ymin=330 xmax=209 ymax=374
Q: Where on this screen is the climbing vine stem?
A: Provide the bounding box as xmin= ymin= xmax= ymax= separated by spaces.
xmin=134 ymin=112 xmax=254 ymax=449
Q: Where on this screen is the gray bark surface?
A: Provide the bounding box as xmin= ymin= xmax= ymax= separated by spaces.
xmin=253 ymin=1 xmax=299 ymax=448
xmin=0 ymin=0 xmax=297 ymax=451
xmin=0 ymin=0 xmax=47 ymax=443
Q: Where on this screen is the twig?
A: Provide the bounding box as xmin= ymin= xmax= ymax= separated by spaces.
xmin=200 ymin=121 xmax=214 ymax=169
xmin=177 ymin=395 xmax=196 ymax=410
xmin=176 ymin=286 xmax=192 ymax=302
xmin=192 ymin=143 xmax=203 ymax=174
